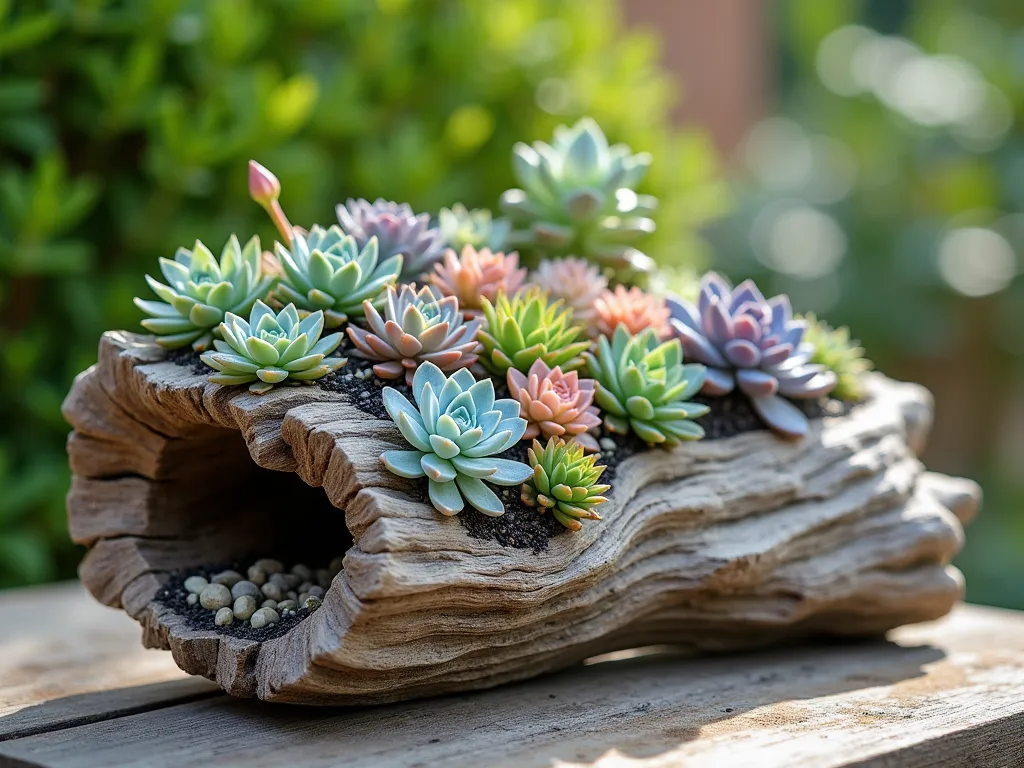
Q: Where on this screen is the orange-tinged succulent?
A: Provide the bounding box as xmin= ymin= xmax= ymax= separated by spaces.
xmin=592 ymin=285 xmax=670 ymax=339
xmin=531 ymin=257 xmax=607 ymax=324
xmin=428 ymin=245 xmax=527 ymax=317
xmin=507 ymin=359 xmax=601 ymax=453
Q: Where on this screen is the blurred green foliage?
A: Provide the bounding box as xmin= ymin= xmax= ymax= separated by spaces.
xmin=710 ymin=0 xmax=1024 ymax=609
xmin=0 ymin=0 xmax=727 ymax=588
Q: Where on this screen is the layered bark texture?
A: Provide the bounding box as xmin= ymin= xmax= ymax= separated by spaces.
xmin=63 ymin=331 xmax=980 ymax=705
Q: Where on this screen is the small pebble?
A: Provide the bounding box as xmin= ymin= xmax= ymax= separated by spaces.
xmin=233 ymin=595 xmax=257 ymax=621
xmin=298 ymin=592 xmax=309 ymax=605
xmin=297 ymin=581 xmax=314 ymax=594
xmin=253 ymin=558 xmax=284 ymax=575
xmin=286 ymin=590 xmax=297 ymax=601
xmin=231 ymin=580 xmax=262 ymax=601
xmin=268 ymin=573 xmax=290 ymax=591
xmin=199 ymin=583 xmax=232 ymax=610
xmin=215 ymin=607 xmax=234 ymax=626
xmin=184 ymin=576 xmax=209 ymax=594
xmin=277 ymin=599 xmax=297 ymax=611
xmin=186 ymin=593 xmax=199 ymax=606
xmin=291 ymin=564 xmax=313 ymax=583
xmin=600 ymin=437 xmax=617 ymax=452
xmin=250 ymin=607 xmax=280 ymax=629
xmin=302 ymin=596 xmax=322 ymax=612
xmin=261 ymin=582 xmax=283 ymax=601
xmin=211 ymin=570 xmax=243 ymax=587
xmin=308 ymin=585 xmax=325 ymax=598
xmin=261 ymin=599 xmax=278 ymax=610
xmin=246 ymin=565 xmax=267 ymax=586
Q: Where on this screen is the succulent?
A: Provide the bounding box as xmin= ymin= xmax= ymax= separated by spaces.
xmin=507 ymin=359 xmax=601 ymax=453
xmin=438 ymin=204 xmax=511 ymax=252
xmin=272 ymin=226 xmax=402 ymax=328
xmin=500 ymin=117 xmax=657 ymax=275
xmin=380 ymin=362 xmax=533 ymax=517
xmin=336 ymin=198 xmax=445 ymax=280
xmin=521 ymin=438 xmax=610 ymax=531
xmin=667 ymin=273 xmax=838 ymax=438
xmin=591 ymin=285 xmax=670 ymax=340
xmin=347 ymin=283 xmax=481 ymax=385
xmin=200 ymin=301 xmax=345 ymax=394
xmin=802 ymin=313 xmax=872 ymax=402
xmin=135 ymin=235 xmax=275 ymax=351
xmin=428 ymin=245 xmax=528 ymax=317
xmin=584 ymin=325 xmax=708 ymax=445
xmin=531 ymin=257 xmax=608 ymax=325
xmin=478 ymin=288 xmax=591 ymax=376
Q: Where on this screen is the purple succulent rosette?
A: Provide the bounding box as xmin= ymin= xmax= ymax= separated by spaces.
xmin=666 ymin=272 xmax=837 ymax=439
xmin=336 ymin=198 xmax=446 ymax=281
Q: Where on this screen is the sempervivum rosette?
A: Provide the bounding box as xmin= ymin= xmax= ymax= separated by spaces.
xmin=336 ymin=198 xmax=445 ymax=280
xmin=667 ymin=272 xmax=837 ymax=439
xmin=347 ymin=284 xmax=481 ymax=385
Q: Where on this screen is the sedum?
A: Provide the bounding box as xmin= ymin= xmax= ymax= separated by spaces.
xmin=380 ymin=362 xmax=532 ymax=517
xmin=521 ymin=437 xmax=610 ymax=531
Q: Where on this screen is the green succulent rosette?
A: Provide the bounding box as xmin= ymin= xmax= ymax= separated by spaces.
xmin=499 ymin=117 xmax=657 ymax=275
xmin=478 ymin=288 xmax=591 ymax=375
xmin=273 ymin=225 xmax=402 ymax=328
xmin=584 ymin=324 xmax=708 ymax=445
xmin=135 ymin=234 xmax=275 ymax=351
xmin=521 ymin=437 xmax=610 ymax=531
xmin=200 ymin=300 xmax=345 ymax=394
xmin=438 ymin=203 xmax=511 ymax=252
xmin=802 ymin=313 xmax=872 ymax=402
xmin=379 ymin=362 xmax=532 ymax=517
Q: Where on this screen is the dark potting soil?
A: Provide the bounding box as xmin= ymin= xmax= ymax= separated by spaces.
xmin=154 ymin=562 xmax=324 ymax=642
xmin=166 ymin=345 xmax=211 ymax=376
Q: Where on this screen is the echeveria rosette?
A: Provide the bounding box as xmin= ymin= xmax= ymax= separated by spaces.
xmin=135 ymin=235 xmax=275 ymax=351
xmin=428 ymin=245 xmax=528 ymax=318
xmin=521 ymin=437 xmax=610 ymax=531
xmin=499 ymin=117 xmax=657 ymax=276
xmin=336 ymin=198 xmax=445 ymax=280
xmin=273 ymin=226 xmax=402 ymax=328
xmin=347 ymin=283 xmax=481 ymax=385
xmin=478 ymin=288 xmax=591 ymax=376
xmin=507 ymin=359 xmax=601 ymax=453
xmin=380 ymin=362 xmax=533 ymax=517
xmin=666 ymin=273 xmax=838 ymax=439
xmin=438 ymin=204 xmax=511 ymax=252
xmin=584 ymin=325 xmax=708 ymax=445
xmin=200 ymin=301 xmax=345 ymax=394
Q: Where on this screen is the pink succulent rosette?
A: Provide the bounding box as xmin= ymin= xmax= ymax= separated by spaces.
xmin=507 ymin=359 xmax=601 ymax=453
xmin=592 ymin=285 xmax=670 ymax=339
xmin=429 ymin=245 xmax=527 ymax=317
xmin=531 ymin=257 xmax=608 ymax=325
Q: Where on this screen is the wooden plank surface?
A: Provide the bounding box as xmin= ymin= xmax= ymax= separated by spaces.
xmin=1 ymin=583 xmax=1023 ymax=768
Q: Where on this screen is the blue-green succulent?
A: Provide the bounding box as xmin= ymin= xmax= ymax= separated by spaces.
xmin=380 ymin=362 xmax=533 ymax=517
xmin=135 ymin=235 xmax=275 ymax=350
xmin=273 ymin=225 xmax=402 ymax=328
xmin=200 ymin=300 xmax=345 ymax=394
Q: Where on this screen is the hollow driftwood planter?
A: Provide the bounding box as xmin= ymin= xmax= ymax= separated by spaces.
xmin=63 ymin=331 xmax=981 ymax=705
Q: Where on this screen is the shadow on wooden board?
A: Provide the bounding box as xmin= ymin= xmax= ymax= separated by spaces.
xmin=0 ymin=638 xmax=945 ymax=767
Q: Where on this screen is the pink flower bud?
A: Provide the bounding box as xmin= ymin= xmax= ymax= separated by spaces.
xmin=248 ymin=160 xmax=280 ymax=207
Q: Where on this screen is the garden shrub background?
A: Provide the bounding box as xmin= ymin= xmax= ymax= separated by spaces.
xmin=2 ymin=0 xmax=1020 ymax=611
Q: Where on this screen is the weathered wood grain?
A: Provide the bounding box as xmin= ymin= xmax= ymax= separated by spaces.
xmin=61 ymin=331 xmax=981 ymax=705
xmin=0 ymin=587 xmax=1021 ymax=768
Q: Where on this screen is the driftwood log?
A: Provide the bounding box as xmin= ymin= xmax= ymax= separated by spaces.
xmin=62 ymin=331 xmax=980 ymax=705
